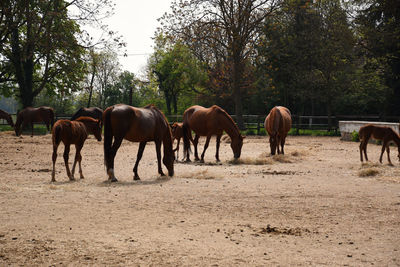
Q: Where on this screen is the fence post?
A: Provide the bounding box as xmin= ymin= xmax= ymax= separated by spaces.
xmin=257 ymin=115 xmax=260 ymax=135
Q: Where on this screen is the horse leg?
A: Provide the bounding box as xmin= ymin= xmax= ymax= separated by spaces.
xmin=379 ymin=141 xmax=386 ymax=164
xmin=359 ymin=140 xmax=364 ymax=162
xmin=215 ymin=134 xmax=221 ymax=162
xmin=31 ymin=122 xmax=34 ymax=137
xmin=193 ymin=134 xmax=200 ymax=161
xmin=106 ymin=136 xmax=124 ymax=182
xmin=155 ymin=140 xmax=166 ymax=177
xmin=63 ymin=144 xmax=74 ymax=180
xmin=51 ymin=142 xmax=59 ymax=182
xmin=281 ymin=136 xmax=286 ymax=155
xmin=276 ymin=136 xmax=281 ymax=154
xmin=175 ymin=138 xmax=180 ymax=161
xmin=200 ymin=135 xmax=212 ymax=163
xmin=380 ymin=139 xmax=392 ymax=165
xmin=133 ymin=142 xmax=147 ymax=180
xmin=71 ymin=144 xmax=84 ymax=179
xmin=386 ymin=144 xmax=392 ymax=165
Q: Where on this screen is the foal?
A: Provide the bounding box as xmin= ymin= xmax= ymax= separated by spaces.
xmin=171 ymin=122 xmax=184 ymax=160
xmin=359 ymin=124 xmax=400 ymax=165
xmin=51 ymin=116 xmax=102 ymax=182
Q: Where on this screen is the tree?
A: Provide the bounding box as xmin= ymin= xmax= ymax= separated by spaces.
xmin=149 ymin=35 xmax=207 ymax=114
xmin=257 ymin=0 xmax=355 ymax=124
xmin=95 ymin=51 xmax=120 ymax=108
xmin=355 ymin=0 xmax=400 ymax=115
xmin=0 ymin=0 xmax=124 ymax=108
xmin=158 ymin=0 xmax=279 ymax=128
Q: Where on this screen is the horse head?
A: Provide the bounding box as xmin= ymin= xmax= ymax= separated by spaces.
xmin=93 ymin=119 xmax=102 ymax=141
xmin=163 ymin=127 xmax=175 ymax=176
xmin=231 ymin=134 xmax=244 ymax=159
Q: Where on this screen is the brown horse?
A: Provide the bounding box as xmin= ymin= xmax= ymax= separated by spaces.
xmin=359 ymin=124 xmax=400 ymax=165
xmin=265 ymin=106 xmax=292 ymax=155
xmin=51 ymin=116 xmax=102 ymax=182
xmin=171 ymin=122 xmax=185 ymax=161
xmin=15 ymin=106 xmax=55 ymax=136
xmin=0 ymin=108 xmax=14 ymax=128
xmin=71 ymin=107 xmax=103 ymax=127
xmin=182 ymin=105 xmax=244 ymax=162
xmin=103 ymin=104 xmax=174 ymax=182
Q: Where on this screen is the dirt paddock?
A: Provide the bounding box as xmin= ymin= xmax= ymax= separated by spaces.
xmin=0 ymin=132 xmax=399 ymax=266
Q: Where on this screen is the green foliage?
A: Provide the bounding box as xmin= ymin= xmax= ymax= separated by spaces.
xmin=148 ymin=35 xmax=207 ymax=114
xmin=351 ymin=130 xmax=359 ymax=142
xmin=288 ymin=128 xmax=340 ymax=136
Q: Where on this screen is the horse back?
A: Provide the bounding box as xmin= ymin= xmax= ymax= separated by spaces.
xmin=183 ymin=105 xmax=224 ymax=135
xmin=109 ymin=104 xmax=163 ymax=142
xmin=360 ymin=124 xmax=398 ymax=141
xmin=265 ymin=106 xmax=291 ymax=136
xmin=52 ymin=119 xmax=87 ymax=145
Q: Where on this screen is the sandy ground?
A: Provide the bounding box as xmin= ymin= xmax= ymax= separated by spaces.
xmin=0 ymin=131 xmax=399 ymax=266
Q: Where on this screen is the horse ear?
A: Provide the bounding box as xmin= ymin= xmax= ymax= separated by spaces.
xmin=241 ymin=135 xmax=246 ymax=139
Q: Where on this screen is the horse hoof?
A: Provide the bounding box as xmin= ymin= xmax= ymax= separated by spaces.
xmin=133 ymin=176 xmax=140 ymax=181
xmin=110 ymin=178 xmax=118 ymax=182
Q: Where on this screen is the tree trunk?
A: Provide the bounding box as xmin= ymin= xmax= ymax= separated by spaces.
xmin=232 ymin=57 xmax=245 ymax=130
xmin=129 ymin=86 xmax=133 ymax=106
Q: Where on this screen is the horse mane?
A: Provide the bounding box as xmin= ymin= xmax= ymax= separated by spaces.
xmin=214 ymin=105 xmax=240 ymax=134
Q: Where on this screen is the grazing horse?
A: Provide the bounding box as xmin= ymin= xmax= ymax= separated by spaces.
xmin=182 ymin=105 xmax=244 ymax=162
xmin=14 ymin=106 xmax=55 ymax=136
xmin=0 ymin=109 xmax=14 ymax=128
xmin=359 ymin=124 xmax=400 ymax=165
xmin=265 ymin=106 xmax=292 ymax=155
xmin=103 ymin=104 xmax=174 ymax=182
xmin=71 ymin=107 xmax=103 ymax=127
xmin=51 ymin=117 xmax=102 ymax=182
xmin=171 ymin=122 xmax=185 ymax=161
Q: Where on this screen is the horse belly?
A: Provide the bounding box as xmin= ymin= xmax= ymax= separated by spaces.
xmin=124 ymin=122 xmax=155 ymax=142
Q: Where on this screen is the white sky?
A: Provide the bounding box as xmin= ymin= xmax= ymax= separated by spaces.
xmin=105 ymin=0 xmax=173 ymax=77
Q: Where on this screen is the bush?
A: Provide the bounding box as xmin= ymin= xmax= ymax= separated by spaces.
xmin=351 ymin=130 xmax=359 ymax=142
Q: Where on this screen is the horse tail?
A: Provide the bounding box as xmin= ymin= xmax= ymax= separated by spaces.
xmin=103 ymin=106 xmax=114 ymax=169
xmin=52 ymin=124 xmax=62 ymax=146
xmin=182 ymin=123 xmax=191 ymax=157
xmin=49 ymin=108 xmax=55 ymax=130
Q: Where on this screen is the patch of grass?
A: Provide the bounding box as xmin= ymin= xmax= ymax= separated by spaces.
xmin=288 ymin=128 xmax=340 ymax=137
xmin=358 ymin=168 xmax=379 ymax=177
xmin=19 ymin=125 xmax=49 ymax=135
xmin=0 ymin=125 xmax=14 ymax=132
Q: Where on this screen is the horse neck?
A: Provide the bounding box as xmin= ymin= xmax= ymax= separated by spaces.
xmin=15 ymin=113 xmax=23 ymax=127
xmin=393 ymin=131 xmax=400 ymax=146
xmin=220 ymin=113 xmax=240 ymax=140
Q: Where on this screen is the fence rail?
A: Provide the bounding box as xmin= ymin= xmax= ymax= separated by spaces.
xmin=1 ymin=113 xmax=399 ymax=135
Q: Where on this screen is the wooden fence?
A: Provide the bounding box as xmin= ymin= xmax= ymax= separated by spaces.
xmin=2 ymin=113 xmax=399 ymax=135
